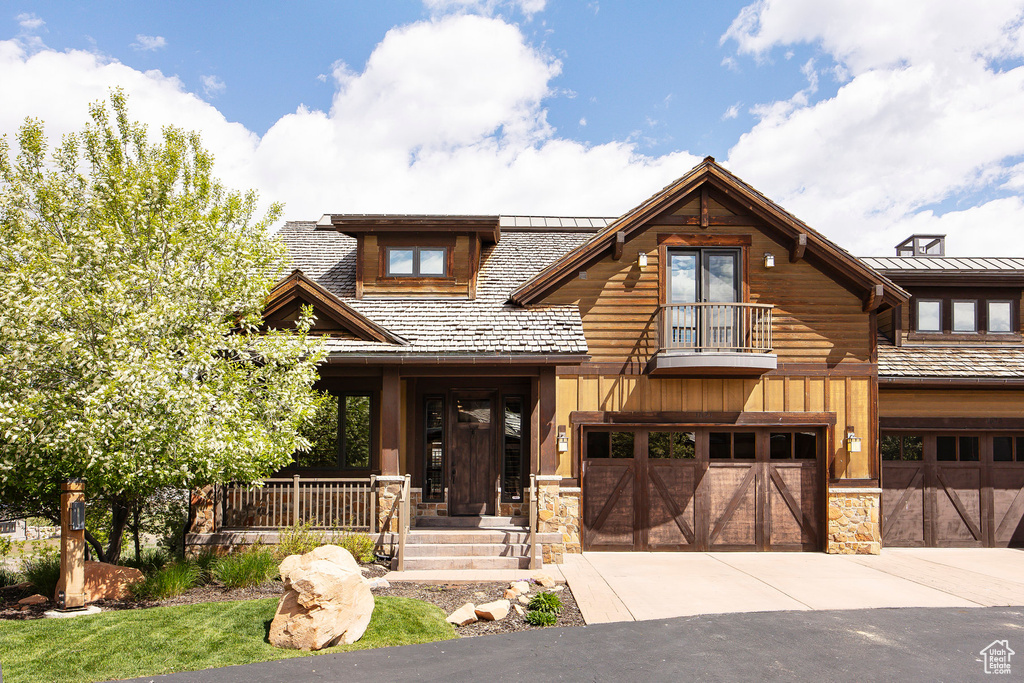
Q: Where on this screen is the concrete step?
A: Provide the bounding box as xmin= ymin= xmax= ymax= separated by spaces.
xmin=400 ymin=555 xmax=533 ymax=570
xmin=403 ymin=543 xmax=533 ymax=558
xmin=415 ymin=515 xmax=529 ymax=529
xmin=384 ymin=530 xmax=563 ymax=545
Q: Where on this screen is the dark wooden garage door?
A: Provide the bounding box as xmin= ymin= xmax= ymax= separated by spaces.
xmin=882 ymin=432 xmax=1024 ymax=548
xmin=583 ymin=428 xmax=822 ymax=552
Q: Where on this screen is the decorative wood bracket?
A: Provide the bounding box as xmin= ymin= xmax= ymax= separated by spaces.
xmin=863 ymin=284 xmax=884 ymax=312
xmin=790 ymin=233 xmax=807 ymax=263
xmin=613 ymin=231 xmax=625 ymax=260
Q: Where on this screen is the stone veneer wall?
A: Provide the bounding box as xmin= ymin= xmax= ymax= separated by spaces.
xmin=411 ymin=488 xmax=449 ymax=517
xmin=190 ymin=485 xmax=218 ymax=534
xmin=827 ymin=487 xmax=881 ymax=555
xmin=536 ymin=476 xmax=581 ymax=564
xmin=375 ymin=476 xmax=407 ymax=533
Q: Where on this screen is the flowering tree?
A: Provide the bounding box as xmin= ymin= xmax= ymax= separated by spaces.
xmin=0 ymin=92 xmax=325 ymax=562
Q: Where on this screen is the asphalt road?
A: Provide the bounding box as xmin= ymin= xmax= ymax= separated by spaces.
xmin=130 ymin=607 xmax=1023 ymax=682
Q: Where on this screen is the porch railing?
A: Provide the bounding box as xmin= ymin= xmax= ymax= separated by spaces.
xmin=659 ymin=302 xmax=773 ymax=353
xmin=395 ymin=474 xmax=411 ymax=571
xmin=222 ymin=475 xmax=375 ymax=530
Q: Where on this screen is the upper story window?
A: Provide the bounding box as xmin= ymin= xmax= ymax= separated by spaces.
xmin=385 ymin=246 xmax=448 ymax=277
xmin=668 ymin=248 xmax=740 ymax=304
xmin=913 ymin=294 xmax=1018 ymax=335
xmin=916 ymin=300 xmax=941 ymax=332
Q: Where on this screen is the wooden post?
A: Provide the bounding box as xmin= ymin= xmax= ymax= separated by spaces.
xmin=55 ymin=479 xmax=86 ymax=610
xmin=381 ymin=368 xmax=401 ymax=475
xmin=292 ymin=474 xmax=300 ymax=526
xmin=539 ymin=367 xmax=557 ymax=475
xmin=528 ymin=474 xmax=538 ymax=570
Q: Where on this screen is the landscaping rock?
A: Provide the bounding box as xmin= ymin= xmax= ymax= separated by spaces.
xmin=518 ymin=595 xmax=531 ymax=605
xmin=514 ymin=604 xmax=526 ymax=616
xmin=510 ymin=581 xmax=530 ymax=595
xmin=503 ymin=589 xmax=518 ymax=600
xmin=84 ymin=562 xmax=144 ymax=602
xmin=367 ymin=577 xmax=390 ymax=590
xmin=532 ymin=573 xmax=556 ymax=588
xmin=269 ymin=545 xmax=374 ymax=651
xmin=446 ymin=602 xmax=478 ymax=626
xmin=475 ymin=600 xmax=510 ymax=621
xmin=552 ymin=585 xmax=564 ymax=592
xmin=18 ymin=594 xmax=48 ymax=606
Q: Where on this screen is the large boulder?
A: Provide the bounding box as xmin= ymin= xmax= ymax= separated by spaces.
xmin=83 ymin=561 xmax=144 ymax=602
xmin=269 ymin=545 xmax=374 ymax=651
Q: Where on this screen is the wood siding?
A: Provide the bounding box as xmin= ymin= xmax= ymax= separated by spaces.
xmin=880 ymin=389 xmax=1024 ymax=418
xmin=556 ymin=374 xmax=875 ymax=480
xmin=360 ymin=234 xmax=478 ymax=298
xmin=541 ymin=198 xmax=871 ymax=365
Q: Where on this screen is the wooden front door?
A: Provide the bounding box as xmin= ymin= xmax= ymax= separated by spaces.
xmin=449 ymin=392 xmax=495 ymax=516
xmin=583 ymin=427 xmax=821 ymax=552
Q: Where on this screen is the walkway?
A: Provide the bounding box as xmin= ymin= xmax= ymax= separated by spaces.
xmin=561 ymin=548 xmax=1024 ymax=624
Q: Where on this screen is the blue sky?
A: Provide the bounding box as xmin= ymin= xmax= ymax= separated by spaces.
xmin=3 ymin=1 xmax=1024 ymax=255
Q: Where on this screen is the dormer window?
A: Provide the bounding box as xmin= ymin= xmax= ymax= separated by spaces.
xmin=385 ymin=246 xmax=448 ymax=278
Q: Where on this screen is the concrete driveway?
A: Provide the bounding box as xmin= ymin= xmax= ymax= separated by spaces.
xmin=560 ymin=548 xmax=1024 ymax=624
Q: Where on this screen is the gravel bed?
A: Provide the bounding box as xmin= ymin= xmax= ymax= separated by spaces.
xmin=374 ymin=579 xmax=584 ymax=636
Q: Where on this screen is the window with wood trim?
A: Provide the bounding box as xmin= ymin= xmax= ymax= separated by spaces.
xmin=952 ymin=300 xmax=977 ymax=332
xmin=294 ymin=392 xmax=373 ymax=470
xmin=915 ymin=299 xmax=942 ymax=332
xmin=501 ymin=396 xmax=525 ymax=502
xmin=423 ymin=396 xmax=445 ymax=502
xmin=988 ymin=301 xmax=1013 ymax=333
xmin=880 ymin=434 xmax=923 ymax=461
xmin=385 ymin=246 xmax=448 ymax=277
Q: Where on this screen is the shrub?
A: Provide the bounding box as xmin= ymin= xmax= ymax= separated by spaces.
xmin=528 ymin=591 xmax=563 ymax=614
xmin=0 ymin=566 xmax=21 ymax=588
xmin=212 ymin=545 xmax=279 ymax=589
xmin=331 ymin=530 xmax=375 ymax=564
xmin=131 ymin=562 xmax=201 ymax=600
xmin=0 ymin=536 xmax=11 ymax=559
xmin=191 ymin=549 xmax=219 ymax=583
xmin=525 ymin=609 xmax=557 ymax=626
xmin=275 ymin=521 xmax=325 ymax=559
xmin=121 ymin=548 xmax=171 ymax=577
xmin=21 ymin=553 xmax=60 ymax=599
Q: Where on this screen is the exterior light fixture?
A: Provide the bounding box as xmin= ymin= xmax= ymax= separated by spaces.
xmin=846 ymin=427 xmax=862 ymax=453
xmin=557 ymin=426 xmax=569 ymax=452
xmin=764 ymin=252 xmax=775 ymax=268
xmin=638 ymin=251 xmax=648 ymax=268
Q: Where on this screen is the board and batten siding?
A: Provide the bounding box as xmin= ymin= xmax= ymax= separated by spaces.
xmin=880 ymin=389 xmax=1024 ymax=417
xmin=554 ymin=374 xmax=875 ymax=480
xmin=540 ymin=198 xmax=872 ymax=366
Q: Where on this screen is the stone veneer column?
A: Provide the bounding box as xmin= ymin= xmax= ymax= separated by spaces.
xmin=375 ymin=476 xmax=406 ymax=533
xmin=535 ymin=475 xmax=581 ymax=564
xmin=827 ymin=487 xmax=881 ymax=554
xmin=189 ymin=484 xmax=217 ymax=534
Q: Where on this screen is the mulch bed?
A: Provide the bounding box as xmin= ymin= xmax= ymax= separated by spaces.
xmin=1 ymin=563 xmax=583 ymax=635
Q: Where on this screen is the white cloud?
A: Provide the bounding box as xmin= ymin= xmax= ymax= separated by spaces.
xmin=722 ymin=103 xmax=740 ymax=120
xmin=579 ymin=117 xmax=587 ymax=126
xmin=16 ymin=13 xmax=44 ymax=31
xmin=200 ymin=74 xmax=225 ymax=97
xmin=0 ymin=15 xmax=699 ymax=225
xmin=131 ymin=34 xmax=166 ymax=51
xmin=423 ymin=0 xmax=547 ymax=19
xmin=723 ymin=0 xmax=1024 ymax=255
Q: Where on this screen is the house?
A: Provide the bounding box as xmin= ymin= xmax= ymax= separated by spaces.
xmin=186 ymin=157 xmax=1024 ymax=567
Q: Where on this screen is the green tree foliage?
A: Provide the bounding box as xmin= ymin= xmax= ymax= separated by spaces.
xmin=0 ymin=91 xmax=325 ymax=563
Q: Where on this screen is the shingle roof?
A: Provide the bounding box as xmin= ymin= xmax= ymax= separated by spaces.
xmin=879 ymin=342 xmax=1024 ymax=379
xmin=277 ymin=221 xmax=593 ymax=355
xmin=862 ymin=256 xmax=1024 ymax=273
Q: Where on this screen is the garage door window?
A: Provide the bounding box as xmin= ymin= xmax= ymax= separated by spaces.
xmin=769 ymin=431 xmax=818 ymax=459
xmin=936 ymin=435 xmax=979 ymax=461
xmin=994 ymin=436 xmax=1024 ymax=462
xmin=587 ymin=431 xmax=635 ymax=459
xmin=649 ymin=431 xmax=696 ymax=459
xmin=709 ymin=431 xmax=756 ymax=459
xmin=881 ymin=434 xmax=923 ymax=461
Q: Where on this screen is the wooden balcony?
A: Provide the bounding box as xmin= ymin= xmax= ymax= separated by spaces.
xmin=648 ymin=302 xmax=777 ymax=376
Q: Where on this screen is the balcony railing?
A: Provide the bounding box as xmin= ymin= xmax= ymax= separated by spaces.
xmin=659 ymin=302 xmax=773 ymax=353
xmin=222 ymin=475 xmax=375 ymax=530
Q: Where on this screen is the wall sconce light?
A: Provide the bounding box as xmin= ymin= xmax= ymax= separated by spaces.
xmin=557 ymin=426 xmax=569 ymax=452
xmin=845 ymin=426 xmax=862 ymax=453
xmin=638 ymin=251 xmax=648 ymax=268
xmin=764 ymin=252 xmax=775 ymax=268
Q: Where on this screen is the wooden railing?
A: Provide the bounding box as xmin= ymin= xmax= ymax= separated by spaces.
xmin=659 ymin=302 xmax=773 ymax=353
xmin=528 ymin=474 xmax=538 ymax=570
xmin=222 ymin=475 xmax=374 ymax=530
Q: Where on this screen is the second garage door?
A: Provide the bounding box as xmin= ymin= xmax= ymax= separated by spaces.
xmin=582 ymin=427 xmax=822 ymax=552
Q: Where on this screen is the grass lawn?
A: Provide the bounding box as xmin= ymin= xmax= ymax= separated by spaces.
xmin=0 ymin=597 xmax=457 ymax=683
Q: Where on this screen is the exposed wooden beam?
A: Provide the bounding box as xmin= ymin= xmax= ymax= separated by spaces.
xmin=653 ymin=215 xmax=751 ymax=226
xmin=790 ymin=233 xmax=807 ymax=263
xmin=863 ymin=284 xmax=884 ymax=312
xmin=380 ymin=368 xmax=401 ymax=475
xmin=700 ymin=186 xmax=709 ymax=228
xmin=613 ymin=231 xmax=625 ymax=260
